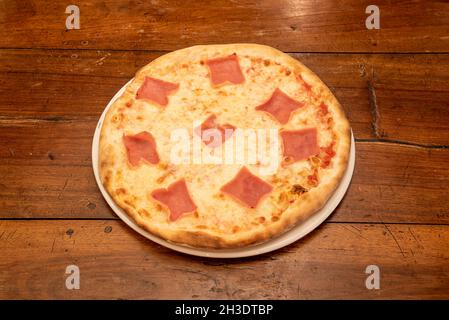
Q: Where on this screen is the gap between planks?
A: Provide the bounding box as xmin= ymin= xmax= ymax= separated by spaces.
xmin=0 ymin=217 xmax=448 ymax=227
xmin=0 ymin=115 xmax=446 ymax=150
xmin=1 ymin=47 xmax=449 ymax=54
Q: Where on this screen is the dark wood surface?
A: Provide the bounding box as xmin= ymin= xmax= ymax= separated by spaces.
xmin=1 ymin=0 xmax=449 ymax=52
xmin=1 ymin=220 xmax=449 ymax=299
xmin=0 ymin=0 xmax=448 ymax=299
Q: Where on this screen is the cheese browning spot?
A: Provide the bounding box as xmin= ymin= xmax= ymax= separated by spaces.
xmin=278 ymin=192 xmax=288 ymax=203
xmin=115 ymin=188 xmax=127 ymax=195
xmin=156 ymin=174 xmax=167 ymax=184
xmin=282 ymin=156 xmax=293 ymax=165
xmin=156 ymin=166 xmax=176 ymax=184
xmin=112 ymin=113 xmax=122 ymax=123
xmin=123 ymin=198 xmax=134 ymax=206
xmin=103 ymin=172 xmax=111 ymax=184
xmin=214 ymin=193 xmax=225 ymax=199
xmin=158 ymin=162 xmax=168 ymax=170
xmin=257 ymin=216 xmax=266 ymax=224
xmin=139 ymin=209 xmax=151 ymax=218
xmin=310 ymin=156 xmax=320 ymax=166
xmin=291 ymin=184 xmax=307 ymax=195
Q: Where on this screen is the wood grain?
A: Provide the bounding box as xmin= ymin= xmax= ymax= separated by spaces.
xmin=1 ymin=120 xmax=448 ymax=224
xmin=335 ymin=142 xmax=449 ymax=224
xmin=1 ymin=50 xmax=448 ymax=221
xmin=301 ymin=53 xmax=449 ymax=146
xmin=1 ymin=0 xmax=448 ymax=301
xmin=1 ymin=50 xmax=448 ymax=145
xmin=0 ymin=1 xmax=448 ymax=52
xmin=1 ymin=220 xmax=448 ymax=299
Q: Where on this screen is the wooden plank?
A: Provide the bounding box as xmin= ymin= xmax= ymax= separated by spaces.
xmin=330 ymin=142 xmax=449 ymax=224
xmin=0 ymin=164 xmax=111 ymax=219
xmin=1 ymin=220 xmax=448 ymax=299
xmin=1 ymin=50 xmax=449 ymax=144
xmin=0 ymin=1 xmax=448 ymax=52
xmin=0 ymin=120 xmax=113 ymax=218
xmin=0 ymin=49 xmax=159 ymax=78
xmin=0 ymin=73 xmax=128 ymax=119
xmin=292 ymin=53 xmax=449 ymax=145
xmin=367 ymin=55 xmax=449 ymax=145
xmin=1 ymin=120 xmax=448 ymax=224
xmin=0 ymin=119 xmax=94 ymax=166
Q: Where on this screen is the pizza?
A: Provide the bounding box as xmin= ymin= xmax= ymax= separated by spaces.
xmin=99 ymin=44 xmax=350 ymax=249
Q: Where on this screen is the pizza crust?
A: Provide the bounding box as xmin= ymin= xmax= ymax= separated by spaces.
xmin=99 ymin=44 xmax=351 ymax=249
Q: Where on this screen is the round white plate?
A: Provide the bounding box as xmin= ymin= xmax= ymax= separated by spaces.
xmin=92 ymin=79 xmax=355 ymax=258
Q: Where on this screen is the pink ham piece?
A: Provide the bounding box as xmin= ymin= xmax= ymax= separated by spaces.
xmin=136 ymin=76 xmax=179 ymax=106
xmin=194 ymin=114 xmax=235 ymax=148
xmin=123 ymin=131 xmax=160 ymax=166
xmin=221 ymin=167 xmax=273 ymax=208
xmin=281 ymin=128 xmax=320 ymax=162
xmin=255 ymin=88 xmax=304 ymax=124
xmin=205 ymin=54 xmax=245 ymax=86
xmin=151 ymin=179 xmax=197 ymax=221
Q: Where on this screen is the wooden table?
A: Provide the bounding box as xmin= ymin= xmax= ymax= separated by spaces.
xmin=1 ymin=0 xmax=449 ymax=299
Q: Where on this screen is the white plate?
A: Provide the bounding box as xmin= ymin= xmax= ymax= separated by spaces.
xmin=92 ymin=79 xmax=356 ymax=258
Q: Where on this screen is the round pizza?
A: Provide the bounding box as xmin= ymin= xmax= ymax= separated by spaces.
xmin=99 ymin=44 xmax=351 ymax=249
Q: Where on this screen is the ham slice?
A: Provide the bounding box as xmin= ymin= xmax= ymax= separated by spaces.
xmin=123 ymin=131 xmax=160 ymax=166
xmin=281 ymin=128 xmax=320 ymax=162
xmin=205 ymin=54 xmax=245 ymax=86
xmin=194 ymin=114 xmax=235 ymax=148
xmin=136 ymin=77 xmax=179 ymax=106
xmin=151 ymin=179 xmax=197 ymax=221
xmin=220 ymin=167 xmax=273 ymax=208
xmin=255 ymin=88 xmax=304 ymax=124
